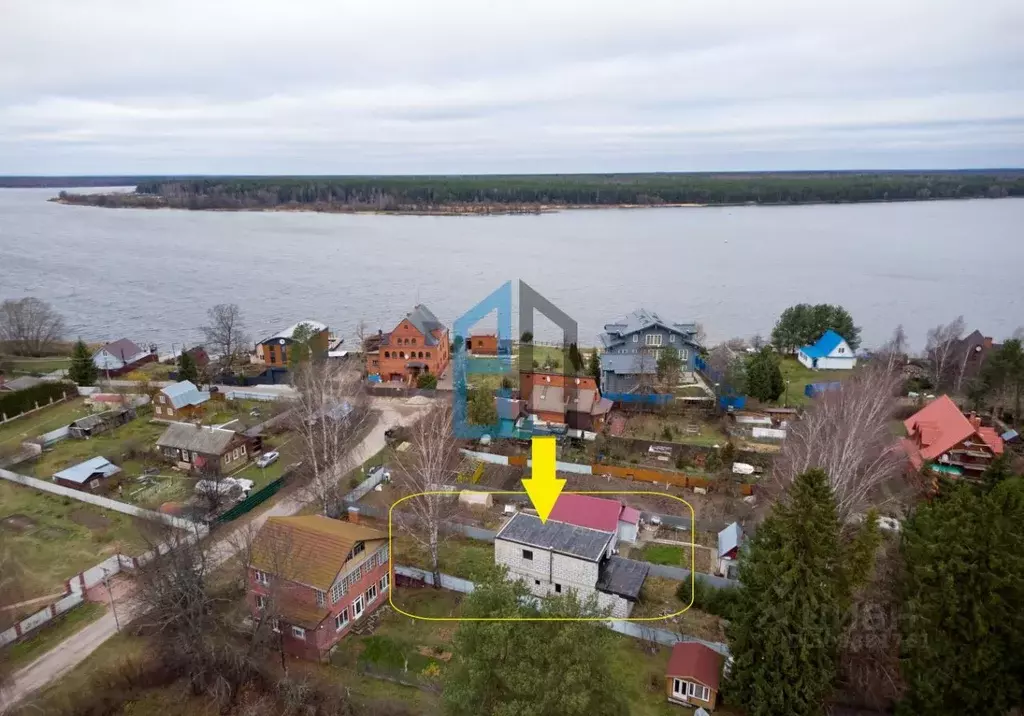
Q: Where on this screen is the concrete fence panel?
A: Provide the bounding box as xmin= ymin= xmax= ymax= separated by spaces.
xmin=459 ymin=449 xmax=510 ymax=466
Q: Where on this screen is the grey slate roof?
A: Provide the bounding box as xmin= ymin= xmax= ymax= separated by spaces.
xmin=406 ymin=304 xmax=444 ymax=346
xmin=496 ymin=513 xmax=612 ymax=562
xmin=602 ymin=309 xmax=697 ymax=340
xmin=98 ymin=338 xmax=145 ymax=360
xmin=600 ymin=352 xmax=658 ymax=375
xmin=596 ymin=556 xmax=650 ymax=601
xmin=157 ymin=423 xmax=238 ymax=455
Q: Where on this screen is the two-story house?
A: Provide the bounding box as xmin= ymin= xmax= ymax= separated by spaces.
xmin=598 ymin=309 xmax=702 ymax=394
xmin=494 ymin=507 xmax=648 ymax=618
xmin=366 ymin=304 xmax=450 ymax=384
xmin=256 ymin=321 xmax=330 ymax=369
xmin=154 ymin=380 xmax=210 ymax=419
xmin=248 ymin=516 xmax=390 ymax=661
xmin=950 ymin=329 xmax=1001 ymax=386
xmin=901 ymin=395 xmax=1004 ymax=480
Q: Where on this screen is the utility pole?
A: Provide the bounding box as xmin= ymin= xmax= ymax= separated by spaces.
xmin=102 ymin=567 xmax=120 ymax=632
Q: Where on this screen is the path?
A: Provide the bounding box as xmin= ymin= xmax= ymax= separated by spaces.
xmin=0 ymin=396 xmax=434 ymax=711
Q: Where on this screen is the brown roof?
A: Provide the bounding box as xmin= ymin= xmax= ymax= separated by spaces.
xmin=278 ymin=598 xmax=331 ymax=630
xmin=666 ymin=642 xmax=724 ymax=692
xmin=251 ymin=516 xmax=386 ymax=591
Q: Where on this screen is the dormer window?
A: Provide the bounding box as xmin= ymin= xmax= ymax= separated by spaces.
xmin=353 ymin=542 xmax=365 ymax=556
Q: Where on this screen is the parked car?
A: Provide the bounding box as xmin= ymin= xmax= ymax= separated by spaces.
xmin=256 ymin=451 xmax=280 ymax=468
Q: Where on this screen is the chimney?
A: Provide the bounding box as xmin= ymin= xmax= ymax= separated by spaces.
xmin=983 ymin=337 xmax=993 ymax=349
xmin=347 ymin=506 xmax=360 ymax=524
xmin=968 ymin=412 xmax=982 ymax=430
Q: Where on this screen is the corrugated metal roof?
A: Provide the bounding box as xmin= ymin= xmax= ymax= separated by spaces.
xmin=601 ymin=309 xmax=698 ymax=342
xmin=261 ymin=320 xmax=327 ymax=344
xmin=495 ymin=512 xmax=612 ymax=562
xmin=98 ymin=338 xmax=144 ymax=360
xmin=53 ymin=456 xmax=121 ymax=484
xmin=160 ymin=381 xmax=210 ymax=409
xmin=666 ymin=643 xmax=724 ymax=691
xmin=717 ymin=522 xmax=742 ymax=558
xmin=406 ymin=304 xmax=443 ymax=346
xmin=548 ymin=493 xmax=622 ymax=533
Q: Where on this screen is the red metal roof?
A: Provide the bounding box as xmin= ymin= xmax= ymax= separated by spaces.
xmin=666 ymin=642 xmax=724 ymax=692
xmin=548 ymin=493 xmax=622 ymax=533
xmin=903 ymin=395 xmax=1002 ymax=461
xmin=620 ymin=506 xmax=641 ymax=525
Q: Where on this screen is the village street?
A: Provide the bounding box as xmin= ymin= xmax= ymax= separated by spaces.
xmin=0 ymin=395 xmax=435 ymax=710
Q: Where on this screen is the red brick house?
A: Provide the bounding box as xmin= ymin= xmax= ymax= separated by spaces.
xmin=366 ymin=305 xmax=450 ymax=384
xmin=901 ymin=395 xmax=1004 ymax=481
xmin=467 ymin=334 xmax=498 ymax=355
xmin=248 ymin=516 xmax=390 ymax=661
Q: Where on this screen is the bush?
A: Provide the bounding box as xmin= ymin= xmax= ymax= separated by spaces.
xmin=704 ymin=449 xmax=723 ymax=473
xmin=720 ymin=441 xmax=737 ymax=466
xmin=678 ymin=579 xmax=740 ymax=621
xmin=360 ymin=635 xmax=407 ymax=670
xmin=661 ymin=426 xmax=674 ymax=441
xmin=416 ymin=373 xmax=438 ymax=390
xmin=0 ymin=381 xmax=75 ymax=418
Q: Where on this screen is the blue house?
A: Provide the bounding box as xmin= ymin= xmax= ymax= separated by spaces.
xmin=797 ymin=330 xmax=857 ymax=370
xmin=598 ymin=309 xmax=703 ymax=394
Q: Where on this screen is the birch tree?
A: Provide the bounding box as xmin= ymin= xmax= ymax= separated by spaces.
xmin=391 ymin=405 xmax=464 ymax=587
xmin=290 ymin=362 xmax=372 ymax=515
xmin=770 ymin=363 xmax=907 ymax=521
xmin=924 ymin=316 xmax=965 ymax=390
xmin=201 ymin=303 xmax=250 ymax=372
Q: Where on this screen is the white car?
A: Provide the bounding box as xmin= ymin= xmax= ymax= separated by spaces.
xmin=256 ymin=451 xmax=280 ymax=468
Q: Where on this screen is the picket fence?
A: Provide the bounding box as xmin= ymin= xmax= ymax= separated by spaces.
xmin=393 ymin=565 xmax=730 ymax=657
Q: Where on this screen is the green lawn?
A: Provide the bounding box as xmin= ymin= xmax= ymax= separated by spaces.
xmin=778 ymin=357 xmax=851 ymax=407
xmin=633 ymin=543 xmax=689 ymax=567
xmin=28 ymin=416 xmax=166 ymax=480
xmin=0 ymin=481 xmax=149 ymax=599
xmin=1 ymin=602 xmax=106 ymax=670
xmin=392 ymin=534 xmax=495 ymax=581
xmin=0 ymin=397 xmax=93 ymax=448
xmin=229 ymin=432 xmax=302 ymax=489
xmin=1 ymin=356 xmax=72 ymax=375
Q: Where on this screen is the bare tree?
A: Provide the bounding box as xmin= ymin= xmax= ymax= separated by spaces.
xmin=354 ymin=318 xmax=367 ymax=353
xmin=290 ymin=361 xmax=373 ymax=515
xmin=769 ymin=363 xmax=907 ymax=521
xmin=749 ymin=334 xmax=766 ymax=350
xmin=692 ymin=322 xmax=707 ymax=347
xmin=877 ymin=325 xmax=909 ymax=376
xmin=201 ymin=303 xmax=250 ymax=372
xmin=0 ymin=297 xmax=66 ymax=356
xmin=391 ymin=405 xmax=464 ymax=587
xmin=924 ymin=316 xmax=965 ymax=391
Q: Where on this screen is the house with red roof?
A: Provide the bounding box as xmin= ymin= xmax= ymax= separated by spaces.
xmin=666 ymin=642 xmax=724 ymax=710
xmin=547 ymin=492 xmax=641 ymax=546
xmin=901 ymin=395 xmax=1004 ymax=480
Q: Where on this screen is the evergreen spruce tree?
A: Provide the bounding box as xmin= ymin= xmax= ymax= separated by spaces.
xmin=746 ymin=347 xmax=785 ymax=402
xmin=898 ymin=478 xmax=1024 ymax=715
xmin=588 ymin=348 xmax=601 ymax=383
xmin=725 ymin=468 xmax=877 ymax=716
xmin=177 ymin=349 xmax=199 ymax=384
xmin=67 ymin=338 xmax=98 ymax=385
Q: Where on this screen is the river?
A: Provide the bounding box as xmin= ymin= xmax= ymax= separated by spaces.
xmin=1 ymin=188 xmax=1021 ymax=352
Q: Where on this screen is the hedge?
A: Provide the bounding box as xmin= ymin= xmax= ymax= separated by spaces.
xmin=0 ymin=381 xmax=76 ymax=419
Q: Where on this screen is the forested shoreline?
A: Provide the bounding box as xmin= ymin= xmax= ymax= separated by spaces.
xmin=50 ymin=171 xmax=1024 ymax=213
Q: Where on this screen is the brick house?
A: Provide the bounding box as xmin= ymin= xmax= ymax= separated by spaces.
xmin=519 ymin=372 xmax=611 ymax=429
xmin=256 ymin=321 xmax=330 ymax=369
xmin=666 ymin=642 xmax=724 ymax=711
xmin=494 ymin=510 xmax=648 ymax=618
xmin=155 ymin=422 xmax=250 ymax=474
xmin=248 ymin=516 xmax=390 ymax=661
xmin=901 ymin=395 xmax=1004 ymax=480
xmin=467 ymin=334 xmax=498 ymax=355
xmin=366 ymin=305 xmax=450 ymax=384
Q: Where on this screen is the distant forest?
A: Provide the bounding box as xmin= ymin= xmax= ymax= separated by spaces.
xmin=50 ymin=171 xmax=1024 ymax=212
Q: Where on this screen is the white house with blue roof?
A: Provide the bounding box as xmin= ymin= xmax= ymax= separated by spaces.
xmin=796 ymin=330 xmax=857 ymax=370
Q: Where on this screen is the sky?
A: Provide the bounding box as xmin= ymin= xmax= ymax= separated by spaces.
xmin=1 ymin=0 xmax=1023 ymax=175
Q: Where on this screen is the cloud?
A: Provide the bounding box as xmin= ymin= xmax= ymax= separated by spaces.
xmin=1 ymin=0 xmax=1022 ymax=173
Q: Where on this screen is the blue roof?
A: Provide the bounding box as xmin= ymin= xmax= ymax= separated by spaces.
xmin=53 ymin=456 xmax=121 ymax=484
xmin=161 ymin=381 xmax=210 ymax=409
xmin=800 ymin=330 xmax=849 ymax=359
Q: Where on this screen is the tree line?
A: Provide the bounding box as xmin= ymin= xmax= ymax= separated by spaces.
xmin=54 ymin=171 xmax=1024 ymax=211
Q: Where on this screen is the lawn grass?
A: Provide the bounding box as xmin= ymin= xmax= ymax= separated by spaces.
xmin=391 ymin=534 xmax=495 ymax=581
xmin=623 ymin=414 xmax=729 ymax=447
xmin=229 ymin=432 xmax=302 ymax=489
xmin=28 ymin=416 xmax=166 ymax=479
xmin=0 ymin=397 xmax=93 ymax=448
xmin=1 ymin=602 xmax=106 ymax=670
xmin=2 ymin=356 xmax=72 ymax=374
xmin=634 ymin=543 xmax=691 ymax=567
xmin=778 ymin=357 xmax=851 ymax=407
xmin=0 ymin=481 xmax=148 ymax=599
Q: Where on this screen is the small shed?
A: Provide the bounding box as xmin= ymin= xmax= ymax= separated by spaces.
xmin=52 ymin=456 xmax=122 ymax=492
xmin=69 ymin=406 xmax=136 ymax=439
xmin=458 ymin=491 xmax=493 ymax=509
xmin=666 ymin=642 xmax=724 ymax=711
xmin=717 ymin=522 xmax=743 ymax=578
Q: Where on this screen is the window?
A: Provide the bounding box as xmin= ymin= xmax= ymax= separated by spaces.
xmin=645 ymin=333 xmax=663 ymax=346
xmin=687 ymin=682 xmax=710 ymax=701
xmin=255 ymin=595 xmax=267 ymax=610
xmin=353 ymin=542 xmax=365 ymax=556
xmin=838 ymin=347 xmax=845 ymax=354
xmin=632 ymin=335 xmax=638 ymax=343
xmin=380 ymin=573 xmax=389 ymax=593
xmin=680 ymin=349 xmax=688 ymax=360
xmin=89 ymin=479 xmax=99 ymax=489
xmin=673 ymin=679 xmax=685 ymax=697
xmin=554 ymin=584 xmax=562 ymax=594
xmin=352 ymin=564 xmax=362 ymax=582
xmin=399 ymin=351 xmax=405 ymax=359
xmin=522 ymin=549 xmax=533 ymax=561
xmin=418 ymin=351 xmax=424 ymax=358
xmin=372 ymin=360 xmax=378 ymax=367
xmin=353 ymin=595 xmax=365 ymax=619
xmin=330 ymin=580 xmax=346 ymax=603
xmin=335 ymin=608 xmax=349 ymax=631
xmin=155 ymin=406 xmax=162 ymax=415
xmin=160 ymin=395 xmax=166 ymax=404
xmin=534 ymin=579 xmax=541 ymax=586
xmin=670 ymin=334 xmax=676 ymax=342
xmin=233 ymin=448 xmax=240 ymax=460
xmin=167 ymin=407 xmax=174 ymax=416
xmin=411 ymin=338 xmax=417 ymax=345
xmin=367 ymin=584 xmax=378 ymax=602
xmin=384 ymin=351 xmax=390 ymax=358
xmin=291 ymin=626 xmax=306 ymax=640
xmin=253 ymin=569 xmax=270 ymax=585
xmin=426 ymin=352 xmax=431 ymax=358
xmin=315 ymin=589 xmax=326 ymax=607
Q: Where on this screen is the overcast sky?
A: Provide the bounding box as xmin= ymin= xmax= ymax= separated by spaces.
xmin=2 ymin=0 xmax=1022 ymax=175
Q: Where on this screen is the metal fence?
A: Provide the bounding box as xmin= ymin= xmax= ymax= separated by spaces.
xmin=215 ymin=474 xmax=287 ymax=523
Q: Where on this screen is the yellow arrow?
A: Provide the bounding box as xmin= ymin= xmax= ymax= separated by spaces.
xmin=522 ymin=436 xmax=566 ymax=523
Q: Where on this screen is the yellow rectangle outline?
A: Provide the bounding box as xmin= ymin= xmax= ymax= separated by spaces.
xmin=387 ymin=490 xmax=695 ymax=621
